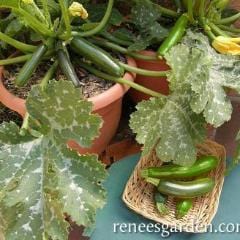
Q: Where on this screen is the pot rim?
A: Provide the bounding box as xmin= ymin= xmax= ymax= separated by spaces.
xmin=0 ymin=57 xmax=136 ymax=116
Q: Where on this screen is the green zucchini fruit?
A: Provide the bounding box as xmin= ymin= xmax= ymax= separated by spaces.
xmin=15 ymin=44 xmax=48 ymax=87
xmin=176 ymin=199 xmax=193 ymax=219
xmin=146 ymin=177 xmax=215 ymax=199
xmin=154 ymin=192 xmax=168 ymax=215
xmin=141 ymin=156 xmax=219 ymax=179
xmin=70 ymin=37 xmax=124 ymax=77
xmin=57 ymin=43 xmax=81 ymax=88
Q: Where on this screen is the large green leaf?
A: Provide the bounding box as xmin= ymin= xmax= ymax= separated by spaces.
xmin=130 ymin=92 xmax=206 ymax=166
xmin=128 ymin=0 xmax=168 ymax=51
xmin=26 ymin=80 xmax=102 ymax=148
xmin=166 ymin=31 xmax=240 ymax=127
xmin=0 ymin=81 xmax=107 ymax=240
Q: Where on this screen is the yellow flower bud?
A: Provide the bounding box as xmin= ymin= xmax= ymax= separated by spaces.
xmin=212 ymin=36 xmax=240 ymax=55
xmin=69 ymin=2 xmax=88 ymax=19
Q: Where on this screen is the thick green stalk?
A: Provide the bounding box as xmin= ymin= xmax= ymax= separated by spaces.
xmin=187 ymin=0 xmax=195 ymax=23
xmin=209 ymin=22 xmax=229 ymax=37
xmin=59 ymin=0 xmax=71 ymax=40
xmin=40 ymin=60 xmax=58 ymax=89
xmin=199 ymin=0 xmax=206 ymax=25
xmin=0 ymin=32 xmax=37 ymax=52
xmin=17 ymin=9 xmax=54 ymax=37
xmin=40 ymin=0 xmax=52 ymax=26
xmin=118 ymin=62 xmax=170 ymax=77
xmin=89 ymin=38 xmax=157 ymax=61
xmin=218 ymin=25 xmax=240 ymax=33
xmin=154 ymin=3 xmax=180 ymax=17
xmin=204 ymin=25 xmax=216 ymax=40
xmin=0 ymin=55 xmax=32 ymax=66
xmin=72 ymin=0 xmax=114 ymax=37
xmin=20 ymin=113 xmax=30 ymax=136
xmin=100 ymin=31 xmax=133 ymax=46
xmin=76 ymin=61 xmax=164 ymax=98
xmin=216 ymin=12 xmax=240 ymax=25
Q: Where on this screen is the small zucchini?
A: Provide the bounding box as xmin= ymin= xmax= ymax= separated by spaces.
xmin=146 ymin=177 xmax=215 ymax=198
xmin=15 ymin=44 xmax=48 ymax=87
xmin=154 ymin=192 xmax=168 ymax=215
xmin=70 ymin=37 xmax=124 ymax=77
xmin=141 ymin=156 xmax=219 ymax=179
xmin=176 ymin=199 xmax=193 ymax=219
xmin=157 ymin=13 xmax=189 ymax=57
xmin=57 ymin=43 xmax=81 ymax=88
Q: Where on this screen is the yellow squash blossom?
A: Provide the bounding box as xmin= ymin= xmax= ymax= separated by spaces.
xmin=212 ymin=36 xmax=240 ymax=55
xmin=69 ymin=2 xmax=88 ymax=19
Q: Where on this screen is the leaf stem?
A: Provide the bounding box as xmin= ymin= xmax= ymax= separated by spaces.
xmin=40 ymin=0 xmax=52 ymax=27
xmin=218 ymin=24 xmax=240 ymax=33
xmin=76 ymin=60 xmax=164 ymax=98
xmin=71 ymin=0 xmax=114 ymax=37
xmin=0 ymin=54 xmax=32 ymax=65
xmin=154 ymin=4 xmax=180 ymax=17
xmin=0 ymin=32 xmax=37 ymax=52
xmin=209 ymin=22 xmax=229 ymax=37
xmin=118 ymin=62 xmax=170 ymax=77
xmin=199 ymin=0 xmax=206 ymax=25
xmin=100 ymin=31 xmax=133 ymax=46
xmin=216 ymin=12 xmax=240 ymax=25
xmin=187 ymin=0 xmax=195 ymax=23
xmin=58 ymin=0 xmax=71 ymax=40
xmin=20 ymin=113 xmax=30 ymax=136
xmin=89 ymin=38 xmax=158 ymax=61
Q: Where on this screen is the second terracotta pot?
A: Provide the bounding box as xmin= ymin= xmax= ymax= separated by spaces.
xmin=0 ymin=57 xmax=136 ymax=155
xmin=129 ymin=50 xmax=170 ymax=103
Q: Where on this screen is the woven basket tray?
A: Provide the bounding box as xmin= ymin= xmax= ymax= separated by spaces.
xmin=122 ymin=140 xmax=226 ymax=233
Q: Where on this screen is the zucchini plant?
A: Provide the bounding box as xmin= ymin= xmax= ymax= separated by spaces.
xmin=0 ymin=0 xmax=162 ymax=239
xmin=128 ymin=0 xmax=240 ymax=167
xmin=0 ymin=1 xmax=171 ymax=238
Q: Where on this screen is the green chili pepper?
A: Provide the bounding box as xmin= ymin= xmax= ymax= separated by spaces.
xmin=157 ymin=13 xmax=189 ymax=57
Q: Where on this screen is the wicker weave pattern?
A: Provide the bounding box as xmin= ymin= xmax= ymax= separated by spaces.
xmin=122 ymin=140 xmax=226 ymax=233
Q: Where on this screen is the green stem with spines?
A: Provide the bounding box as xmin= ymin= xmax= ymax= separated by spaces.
xmin=218 ymin=24 xmax=240 ymax=33
xmin=40 ymin=0 xmax=52 ymax=27
xmin=187 ymin=0 xmax=195 ymax=23
xmin=0 ymin=32 xmax=37 ymax=52
xmin=209 ymin=22 xmax=229 ymax=37
xmin=20 ymin=113 xmax=30 ymax=136
xmin=216 ymin=12 xmax=240 ymax=25
xmin=154 ymin=3 xmax=180 ymax=17
xmin=100 ymin=31 xmax=133 ymax=46
xmin=118 ymin=62 xmax=170 ymax=77
xmin=75 ymin=60 xmax=165 ymax=98
xmin=58 ymin=0 xmax=71 ymax=40
xmin=89 ymin=38 xmax=158 ymax=61
xmin=71 ymin=0 xmax=114 ymax=37
xmin=0 ymin=55 xmax=32 ymax=66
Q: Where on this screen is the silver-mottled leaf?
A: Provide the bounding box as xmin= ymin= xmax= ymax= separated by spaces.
xmin=166 ymin=31 xmax=240 ymax=127
xmin=26 ymin=80 xmax=102 ymax=148
xmin=0 ymin=81 xmax=107 ymax=239
xmin=130 ymin=92 xmax=206 ymax=166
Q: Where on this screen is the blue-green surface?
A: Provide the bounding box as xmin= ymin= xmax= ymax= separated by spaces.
xmin=91 ymin=154 xmax=240 ymax=240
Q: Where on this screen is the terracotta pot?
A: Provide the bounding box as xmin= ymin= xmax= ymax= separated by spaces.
xmin=129 ymin=50 xmax=170 ymax=103
xmin=0 ymin=57 xmax=136 ymax=155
